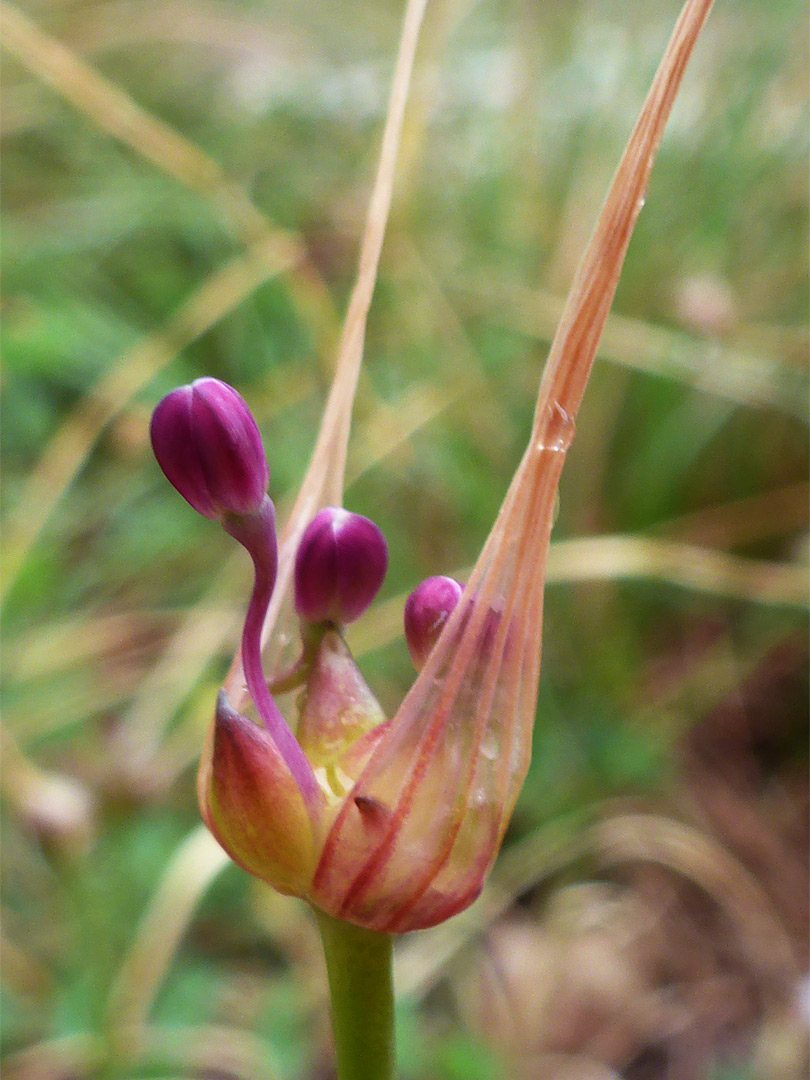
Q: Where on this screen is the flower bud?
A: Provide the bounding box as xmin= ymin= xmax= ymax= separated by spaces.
xmin=404 ymin=576 xmax=463 ymax=669
xmin=295 ymin=508 xmax=388 ymax=625
xmin=150 ymin=377 xmax=269 ymax=519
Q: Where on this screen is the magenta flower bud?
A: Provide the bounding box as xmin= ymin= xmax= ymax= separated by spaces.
xmin=150 ymin=377 xmax=270 ymax=519
xmin=294 ymin=508 xmax=388 ymax=624
xmin=404 ymin=576 xmax=463 ymax=669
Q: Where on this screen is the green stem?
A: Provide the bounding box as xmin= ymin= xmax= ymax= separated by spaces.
xmin=315 ymin=909 xmax=396 ymax=1080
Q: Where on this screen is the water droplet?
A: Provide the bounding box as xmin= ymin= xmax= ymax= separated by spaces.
xmin=510 ymin=740 xmax=523 ymax=774
xmin=537 ymin=400 xmax=575 ymax=452
xmin=471 ymin=785 xmax=490 ymax=808
xmin=481 ymin=732 xmax=498 ymax=760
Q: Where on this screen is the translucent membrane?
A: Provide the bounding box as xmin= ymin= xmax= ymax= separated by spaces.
xmin=313 ymin=405 xmax=574 ymax=931
xmin=312 ymin=0 xmax=715 ymax=931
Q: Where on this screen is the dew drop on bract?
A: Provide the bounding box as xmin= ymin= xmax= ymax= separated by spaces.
xmin=537 ymin=400 xmax=575 ymax=453
xmin=481 ymin=731 xmax=498 ymax=761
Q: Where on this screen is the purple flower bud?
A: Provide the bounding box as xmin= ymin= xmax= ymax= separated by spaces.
xmin=295 ymin=508 xmax=388 ymax=625
xmin=404 ymin=575 xmax=463 ymax=669
xmin=150 ymin=377 xmax=270 ymax=520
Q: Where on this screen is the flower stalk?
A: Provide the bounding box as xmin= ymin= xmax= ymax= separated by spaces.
xmin=315 ymin=911 xmax=395 ymax=1080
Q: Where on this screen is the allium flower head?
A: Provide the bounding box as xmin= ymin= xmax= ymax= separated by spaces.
xmin=153 ymin=0 xmax=716 ymax=936
xmin=150 ymin=377 xmax=270 ymax=519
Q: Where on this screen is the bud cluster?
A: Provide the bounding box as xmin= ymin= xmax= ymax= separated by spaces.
xmin=146 ymin=0 xmax=713 ymax=941
xmin=151 ymin=375 xmax=492 ymax=929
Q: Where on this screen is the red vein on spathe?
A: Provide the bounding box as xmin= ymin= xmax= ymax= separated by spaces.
xmin=384 ymin=443 xmax=559 ymax=929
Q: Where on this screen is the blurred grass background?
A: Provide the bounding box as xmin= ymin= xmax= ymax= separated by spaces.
xmin=1 ymin=0 xmax=808 ymax=1077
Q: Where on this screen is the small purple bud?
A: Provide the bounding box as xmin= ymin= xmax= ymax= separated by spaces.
xmin=295 ymin=508 xmax=388 ymax=625
xmin=150 ymin=377 xmax=270 ymax=519
xmin=404 ymin=575 xmax=463 ymax=669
